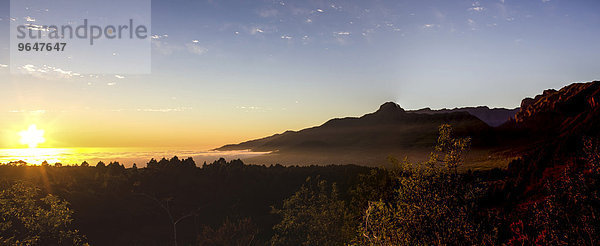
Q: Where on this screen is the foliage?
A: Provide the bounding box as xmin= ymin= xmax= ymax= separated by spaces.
xmin=354 ymin=124 xmax=490 ymax=245
xmin=506 ymin=137 xmax=600 ymax=245
xmin=0 ymin=158 xmax=370 ymax=245
xmin=0 ymin=182 xmax=87 ymax=246
xmin=198 ymin=217 xmax=259 ymax=246
xmin=271 ymin=177 xmax=354 ymax=246
xmin=1 ymin=127 xmax=596 ymax=245
xmin=428 ymin=124 xmax=471 ymax=174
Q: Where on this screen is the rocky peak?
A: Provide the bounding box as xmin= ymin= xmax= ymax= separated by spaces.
xmin=375 ymin=102 xmax=405 ymax=115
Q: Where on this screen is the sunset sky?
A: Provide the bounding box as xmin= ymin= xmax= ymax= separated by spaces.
xmin=1 ymin=0 xmax=599 ymax=149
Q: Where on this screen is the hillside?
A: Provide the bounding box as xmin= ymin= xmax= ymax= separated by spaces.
xmin=410 ymin=106 xmax=519 ymax=127
xmin=496 ymin=81 xmax=600 ymax=201
xmin=217 ymin=102 xmax=515 ymax=167
xmin=218 ymin=102 xmax=491 ymax=152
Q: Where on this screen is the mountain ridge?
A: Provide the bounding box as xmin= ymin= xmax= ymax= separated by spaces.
xmin=217 ymin=102 xmax=512 ymax=153
xmin=217 ymin=81 xmax=600 ymax=167
xmin=410 ymin=106 xmax=519 ymax=127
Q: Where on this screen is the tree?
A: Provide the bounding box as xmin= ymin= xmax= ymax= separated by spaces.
xmin=428 ymin=124 xmax=471 ymax=174
xmin=80 ymin=161 xmax=89 ymax=167
xmin=355 ymin=124 xmax=487 ymax=245
xmin=96 ymin=161 xmax=105 ymax=168
xmin=147 ymin=158 xmax=158 ymax=169
xmin=271 ymin=177 xmax=354 ymax=246
xmin=0 ymin=182 xmax=87 ymax=245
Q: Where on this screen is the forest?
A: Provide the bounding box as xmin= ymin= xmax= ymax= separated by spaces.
xmin=1 ymin=124 xmax=598 ymax=245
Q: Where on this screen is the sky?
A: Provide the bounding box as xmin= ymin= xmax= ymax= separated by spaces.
xmin=0 ymin=0 xmax=599 ymax=149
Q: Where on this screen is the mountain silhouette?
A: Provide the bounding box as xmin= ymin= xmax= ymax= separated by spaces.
xmin=218 ymin=102 xmax=491 ymax=152
xmin=410 ymin=106 xmax=519 ymax=127
xmin=217 ymin=102 xmax=504 ymax=166
xmin=218 ymin=82 xmax=600 ymax=167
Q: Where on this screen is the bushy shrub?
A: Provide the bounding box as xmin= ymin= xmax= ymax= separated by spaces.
xmin=0 ymin=182 xmax=87 ymax=245
xmin=355 ymin=124 xmax=492 ymax=245
xmin=271 ymin=177 xmax=354 ymax=246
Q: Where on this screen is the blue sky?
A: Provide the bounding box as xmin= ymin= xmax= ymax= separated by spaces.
xmin=0 ymin=0 xmax=599 ymax=148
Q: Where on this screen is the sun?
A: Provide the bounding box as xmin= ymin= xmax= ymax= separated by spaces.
xmin=19 ymin=124 xmax=46 ymax=148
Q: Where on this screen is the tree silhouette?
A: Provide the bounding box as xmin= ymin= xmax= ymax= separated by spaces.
xmin=96 ymin=161 xmax=106 ymax=168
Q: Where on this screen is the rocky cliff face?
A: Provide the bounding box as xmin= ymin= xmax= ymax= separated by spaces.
xmin=514 ymin=81 xmax=600 ymax=137
xmin=499 ymin=81 xmax=600 ymax=202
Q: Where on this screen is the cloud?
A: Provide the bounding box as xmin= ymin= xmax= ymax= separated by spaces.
xmin=53 ymin=68 xmax=78 ymax=76
xmin=332 ymin=32 xmax=351 ymax=45
xmin=136 ymin=107 xmax=191 ymax=112
xmin=281 ymin=35 xmax=292 ymax=40
xmin=0 ymin=64 xmax=7 ymax=68
xmin=251 ymin=27 xmax=264 ymax=35
xmin=151 ymin=35 xmax=182 ymax=55
xmin=334 ymin=32 xmax=350 ymax=35
xmin=236 ymin=106 xmax=269 ymax=112
xmin=192 ymin=40 xmax=199 ymax=43
xmin=25 ymin=16 xmax=36 ymax=22
xmin=107 ymin=82 xmax=117 ymax=86
xmin=468 ymin=1 xmax=485 ymax=12
xmin=8 ymin=109 xmax=46 ymax=114
xmin=301 ymin=35 xmax=311 ymax=44
xmin=115 ymin=75 xmax=125 ymax=79
xmin=186 ymin=43 xmax=208 ymax=55
xmin=542 ymin=0 xmax=550 ymax=2
xmin=316 ymin=9 xmax=324 ymax=13
xmin=25 ymin=24 xmax=49 ymax=32
xmin=17 ymin=64 xmax=81 ymax=79
xmin=151 ymin=34 xmax=169 ymax=39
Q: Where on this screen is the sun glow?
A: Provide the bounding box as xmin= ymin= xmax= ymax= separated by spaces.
xmin=18 ymin=124 xmax=46 ymax=148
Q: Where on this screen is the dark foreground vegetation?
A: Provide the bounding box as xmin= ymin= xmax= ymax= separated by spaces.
xmin=1 ymin=124 xmax=598 ymax=245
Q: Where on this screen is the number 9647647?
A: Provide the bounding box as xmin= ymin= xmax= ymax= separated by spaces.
xmin=17 ymin=43 xmax=66 ymax=52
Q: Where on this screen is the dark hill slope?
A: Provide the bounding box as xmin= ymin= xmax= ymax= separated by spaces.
xmin=410 ymin=106 xmax=519 ymax=127
xmin=497 ymin=81 xmax=600 ymax=202
xmin=216 ymin=102 xmax=506 ymax=167
xmin=217 ymin=102 xmax=492 ymax=153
